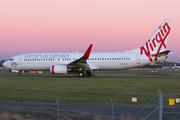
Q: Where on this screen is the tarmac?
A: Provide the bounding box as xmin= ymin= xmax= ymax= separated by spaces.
xmin=0 ymin=68 xmax=180 ymax=79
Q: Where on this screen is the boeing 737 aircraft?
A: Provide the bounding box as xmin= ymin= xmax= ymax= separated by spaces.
xmin=3 ymin=19 xmax=172 ymax=77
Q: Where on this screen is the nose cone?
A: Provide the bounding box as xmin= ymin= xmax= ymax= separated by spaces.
xmin=2 ymin=61 xmax=8 ymax=67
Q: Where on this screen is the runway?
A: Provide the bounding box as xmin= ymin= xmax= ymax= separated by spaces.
xmin=1 ymin=69 xmax=180 ymax=79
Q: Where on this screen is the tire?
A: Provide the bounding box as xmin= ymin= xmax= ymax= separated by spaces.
xmin=17 ymin=73 xmax=21 ymax=76
xmin=79 ymin=72 xmax=85 ymax=77
xmin=86 ymin=71 xmax=91 ymax=77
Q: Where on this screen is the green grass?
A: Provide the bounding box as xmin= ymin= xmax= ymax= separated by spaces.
xmin=0 ymin=75 xmax=180 ymax=106
xmin=153 ymin=72 xmax=180 ymax=76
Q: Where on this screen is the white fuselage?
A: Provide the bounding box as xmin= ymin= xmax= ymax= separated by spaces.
xmin=3 ymin=52 xmax=165 ymax=72
xmin=172 ymin=66 xmax=180 ymax=69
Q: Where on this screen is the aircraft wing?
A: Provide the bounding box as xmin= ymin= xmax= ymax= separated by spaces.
xmin=67 ymin=44 xmax=94 ymax=69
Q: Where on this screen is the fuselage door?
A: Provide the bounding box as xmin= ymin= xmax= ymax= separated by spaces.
xmin=136 ymin=54 xmax=141 ymax=64
xmin=18 ymin=56 xmax=23 ymax=65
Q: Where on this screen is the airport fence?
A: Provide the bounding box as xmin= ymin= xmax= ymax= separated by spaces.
xmin=0 ymin=81 xmax=179 ymax=119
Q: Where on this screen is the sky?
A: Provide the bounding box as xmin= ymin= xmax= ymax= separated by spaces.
xmin=0 ymin=0 xmax=180 ymax=62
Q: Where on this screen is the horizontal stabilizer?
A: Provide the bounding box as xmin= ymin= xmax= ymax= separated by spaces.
xmin=168 ymin=52 xmax=176 ymax=55
xmin=151 ymin=50 xmax=171 ymax=57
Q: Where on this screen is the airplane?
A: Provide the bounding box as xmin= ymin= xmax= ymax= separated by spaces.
xmin=172 ymin=64 xmax=180 ymax=70
xmin=3 ymin=19 xmax=172 ymax=77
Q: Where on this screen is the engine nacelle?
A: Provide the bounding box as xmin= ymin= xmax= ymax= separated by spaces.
xmin=50 ymin=65 xmax=68 ymax=74
xmin=11 ymin=70 xmax=19 ymax=73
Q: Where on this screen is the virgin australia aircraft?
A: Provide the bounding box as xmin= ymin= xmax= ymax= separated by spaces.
xmin=3 ymin=19 xmax=172 ymax=77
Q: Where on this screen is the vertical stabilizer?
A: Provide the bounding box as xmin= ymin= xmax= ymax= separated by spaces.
xmin=140 ymin=19 xmax=172 ymax=61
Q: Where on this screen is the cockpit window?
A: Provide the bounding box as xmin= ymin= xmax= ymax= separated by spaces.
xmin=9 ymin=58 xmax=14 ymax=61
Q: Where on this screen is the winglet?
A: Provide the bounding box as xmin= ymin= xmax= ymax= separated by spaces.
xmin=82 ymin=44 xmax=93 ymax=59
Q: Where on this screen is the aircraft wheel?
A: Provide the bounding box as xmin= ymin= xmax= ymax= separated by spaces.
xmin=79 ymin=71 xmax=85 ymax=77
xmin=86 ymin=71 xmax=91 ymax=77
xmin=17 ymin=73 xmax=21 ymax=76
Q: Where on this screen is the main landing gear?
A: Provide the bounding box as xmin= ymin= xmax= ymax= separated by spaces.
xmin=79 ymin=71 xmax=92 ymax=77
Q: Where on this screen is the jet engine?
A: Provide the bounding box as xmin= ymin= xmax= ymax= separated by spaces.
xmin=50 ymin=65 xmax=68 ymax=74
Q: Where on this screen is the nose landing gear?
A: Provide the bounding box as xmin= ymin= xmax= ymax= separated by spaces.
xmin=17 ymin=72 xmax=21 ymax=76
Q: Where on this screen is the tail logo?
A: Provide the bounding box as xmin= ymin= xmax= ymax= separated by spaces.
xmin=140 ymin=22 xmax=171 ymax=61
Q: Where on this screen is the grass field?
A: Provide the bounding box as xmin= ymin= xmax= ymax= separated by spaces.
xmin=0 ymin=70 xmax=180 ymax=106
